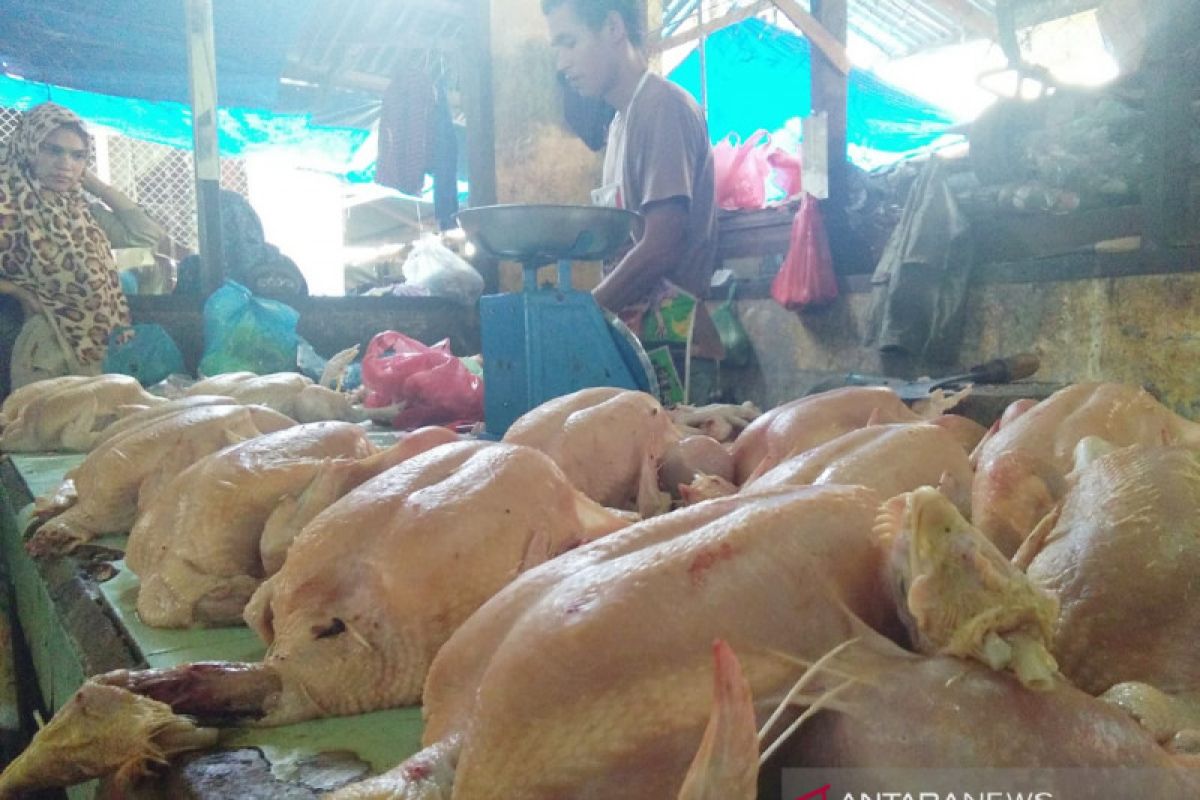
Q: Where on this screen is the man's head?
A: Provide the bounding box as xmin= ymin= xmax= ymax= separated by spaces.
xmin=543 ymin=0 xmax=645 ymax=100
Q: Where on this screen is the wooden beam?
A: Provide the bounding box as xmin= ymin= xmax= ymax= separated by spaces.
xmin=769 ymin=0 xmax=851 ymax=74
xmin=808 ymin=0 xmax=848 ymax=201
xmin=923 ymin=0 xmax=998 ymax=40
xmin=649 ymin=0 xmax=772 ymax=54
xmin=183 ymin=0 xmax=224 ymax=297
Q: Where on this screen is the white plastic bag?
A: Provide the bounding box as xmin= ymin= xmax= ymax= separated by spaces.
xmin=401 ymin=236 xmax=484 ymax=306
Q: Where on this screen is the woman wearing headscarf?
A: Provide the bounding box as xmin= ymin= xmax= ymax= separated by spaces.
xmin=0 ymin=103 xmax=160 ymax=390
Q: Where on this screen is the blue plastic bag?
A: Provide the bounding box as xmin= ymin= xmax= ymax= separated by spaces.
xmin=103 ymin=324 xmax=186 ymax=386
xmin=199 ymin=281 xmax=299 ymax=376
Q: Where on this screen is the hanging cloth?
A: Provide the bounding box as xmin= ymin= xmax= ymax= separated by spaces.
xmin=376 ymin=63 xmax=435 ymax=196
xmin=864 ymin=157 xmax=974 ymax=365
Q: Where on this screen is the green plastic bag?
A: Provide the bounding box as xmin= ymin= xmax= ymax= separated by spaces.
xmin=711 ymin=283 xmax=753 ymax=368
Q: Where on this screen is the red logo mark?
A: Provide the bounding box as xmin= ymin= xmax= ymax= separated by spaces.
xmin=796 ymin=785 xmax=831 ymax=800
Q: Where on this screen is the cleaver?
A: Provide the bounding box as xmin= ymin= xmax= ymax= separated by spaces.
xmin=842 ymin=353 xmax=1041 ymax=402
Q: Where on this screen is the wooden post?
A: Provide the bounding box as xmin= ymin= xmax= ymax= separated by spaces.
xmin=183 ymin=0 xmax=224 ymax=297
xmin=1141 ymin=0 xmax=1196 ymax=264
xmin=462 ymin=0 xmax=499 ymax=292
xmin=808 ymin=0 xmax=848 ymax=207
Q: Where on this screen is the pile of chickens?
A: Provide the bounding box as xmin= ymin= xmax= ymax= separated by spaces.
xmin=0 ymin=378 xmax=1198 ymax=799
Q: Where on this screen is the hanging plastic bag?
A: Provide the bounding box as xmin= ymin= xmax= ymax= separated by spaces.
xmin=361 ymin=330 xmax=483 ymax=429
xmin=771 ymin=194 xmax=838 ymax=311
xmin=103 ymin=324 xmax=186 ymax=386
xmin=713 ymin=129 xmax=772 ymax=211
xmin=767 ymin=146 xmax=803 ymax=201
xmin=402 ymin=236 xmax=485 ymax=306
xmin=199 ymin=280 xmax=299 ymax=376
xmin=709 ymin=283 xmax=754 ymax=368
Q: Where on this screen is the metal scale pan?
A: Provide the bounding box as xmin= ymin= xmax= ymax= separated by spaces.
xmin=456 ymin=204 xmax=657 ymax=437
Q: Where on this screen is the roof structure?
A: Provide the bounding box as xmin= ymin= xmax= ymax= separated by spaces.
xmin=661 ymin=0 xmax=1102 ymax=61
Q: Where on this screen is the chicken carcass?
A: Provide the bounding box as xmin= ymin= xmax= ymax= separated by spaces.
xmin=731 ymin=387 xmax=925 ymax=485
xmin=1 ymin=374 xmax=165 ymax=452
xmin=770 ymin=641 xmax=1199 ymax=798
xmin=1014 ymin=443 xmax=1200 ymax=702
xmin=185 ymin=372 xmax=363 ymax=423
xmin=89 ymin=395 xmax=239 ymax=449
xmin=502 ymin=387 xmax=676 ymax=516
xmin=354 ymin=485 xmax=895 ymax=800
xmin=27 ymin=404 xmax=295 ymax=556
xmin=129 ymin=422 xmax=383 ymax=628
xmin=257 ymin=426 xmax=459 ymax=575
xmin=972 ymin=383 xmax=1200 ymax=556
xmin=743 ymin=423 xmax=974 ymax=516
xmin=0 ymin=375 xmax=91 ymax=427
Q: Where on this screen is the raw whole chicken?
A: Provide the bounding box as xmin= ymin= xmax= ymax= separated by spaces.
xmin=257 ymin=426 xmax=459 ymax=576
xmin=503 ymin=387 xmax=676 ymax=516
xmin=0 ymin=375 xmax=90 ymax=426
xmin=90 ymin=395 xmax=239 ymax=449
xmin=352 ymin=485 xmax=895 ymax=800
xmin=26 ymin=404 xmax=295 ymax=556
xmin=743 ymin=423 xmax=974 ymax=516
xmin=770 ymin=641 xmax=1199 ymax=798
xmin=128 ymin=422 xmax=439 ymax=628
xmin=973 ymin=383 xmax=1200 ymax=556
xmin=185 ymin=372 xmax=364 ymax=424
xmin=730 ymin=387 xmax=924 ymax=485
xmin=1 ymin=374 xmax=165 ymax=452
xmin=183 ymin=372 xmax=257 ymax=395
xmin=1014 ymin=443 xmax=1200 ymax=704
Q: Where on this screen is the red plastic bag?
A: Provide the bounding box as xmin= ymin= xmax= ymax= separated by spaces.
xmin=361 ymin=330 xmax=483 ymax=429
xmin=771 ymin=194 xmax=838 ymax=311
xmin=713 ymin=129 xmax=772 ymax=211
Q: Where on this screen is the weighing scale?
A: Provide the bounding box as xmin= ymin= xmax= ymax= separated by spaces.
xmin=456 ymin=204 xmax=657 ymax=437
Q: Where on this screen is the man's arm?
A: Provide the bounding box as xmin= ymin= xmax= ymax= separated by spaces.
xmin=593 ymin=198 xmax=688 ymax=313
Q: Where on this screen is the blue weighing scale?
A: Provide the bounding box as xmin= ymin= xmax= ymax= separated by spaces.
xmin=456 ymin=204 xmax=657 ymax=437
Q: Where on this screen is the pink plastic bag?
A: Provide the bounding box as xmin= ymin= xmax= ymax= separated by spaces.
xmin=771 ymin=194 xmax=838 ymax=311
xmin=713 ymin=129 xmax=772 ymax=211
xmin=361 ymin=330 xmax=483 ymax=429
xmin=767 ymin=147 xmax=803 ymax=200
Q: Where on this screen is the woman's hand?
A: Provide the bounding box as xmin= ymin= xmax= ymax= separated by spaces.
xmin=80 ymin=171 xmax=138 ymax=212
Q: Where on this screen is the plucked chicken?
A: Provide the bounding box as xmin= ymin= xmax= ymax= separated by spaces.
xmin=1 ymin=374 xmax=165 ymax=452
xmin=90 ymin=395 xmax=239 ymax=449
xmin=730 ymin=386 xmax=925 ymax=484
xmin=972 ymin=383 xmax=1200 ymax=555
xmin=742 ymin=422 xmax=974 ymax=515
xmin=1014 ymin=442 xmax=1200 ymax=744
xmin=0 ymin=375 xmax=91 ymax=426
xmin=185 ymin=372 xmax=363 ymax=423
xmin=502 ymin=387 xmax=676 ymax=516
xmin=770 ymin=640 xmax=1199 ymax=798
xmin=128 ymin=422 xmax=435 ymax=628
xmin=351 ymin=485 xmax=894 ymax=800
xmin=26 ymin=404 xmax=294 ymax=556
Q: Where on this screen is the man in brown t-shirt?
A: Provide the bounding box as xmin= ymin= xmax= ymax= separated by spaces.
xmin=543 ymin=0 xmax=725 ymax=376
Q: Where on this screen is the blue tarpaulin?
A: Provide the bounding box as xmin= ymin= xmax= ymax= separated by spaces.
xmin=0 ymin=0 xmax=313 ymax=109
xmin=669 ymin=18 xmax=955 ymax=155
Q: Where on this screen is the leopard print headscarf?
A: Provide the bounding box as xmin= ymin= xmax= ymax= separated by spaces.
xmin=0 ymin=102 xmax=131 ymax=369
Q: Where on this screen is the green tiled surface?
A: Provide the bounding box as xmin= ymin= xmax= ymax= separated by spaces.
xmin=1 ymin=454 xmax=425 ymax=791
